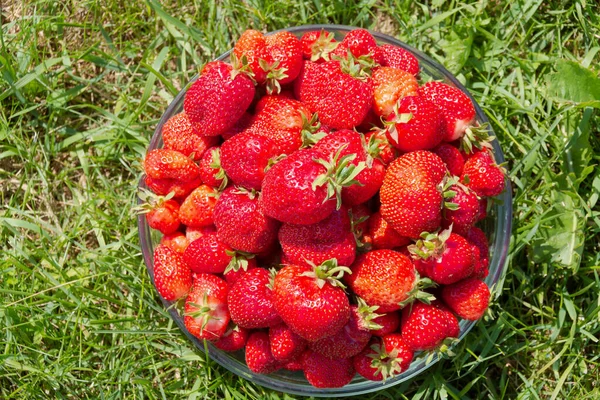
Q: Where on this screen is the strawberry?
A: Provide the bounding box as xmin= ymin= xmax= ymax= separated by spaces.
xmin=283 ymin=358 xmax=304 ymax=371
xmin=332 ymin=28 xmax=377 ymax=59
xmin=433 ymin=143 xmax=465 ymax=177
xmin=198 ymin=146 xmax=228 ymax=190
xmin=184 ymin=273 xmax=230 ymax=341
xmin=441 ymin=277 xmax=490 ymax=320
xmin=300 ymin=30 xmax=339 ymax=61
xmin=183 ymin=229 xmax=233 ymax=274
xmin=259 ymin=147 xmax=365 ymax=225
xmin=223 ymin=257 xmax=258 ymax=286
xmin=364 ymin=211 xmax=411 ymax=250
xmin=214 ymin=187 xmax=280 ymax=253
xmin=400 ymin=301 xmax=455 ymax=351
xmin=278 ymin=206 xmax=356 ymax=268
xmin=461 ymin=150 xmax=506 ymax=197
xmin=379 ymin=151 xmax=447 ymax=238
xmin=467 ymin=226 xmax=490 ymax=278
xmin=233 ymin=29 xmax=302 ymax=94
xmin=349 ymin=204 xmax=371 ymax=244
xmin=160 ymin=232 xmax=190 ymax=254
xmin=162 ymin=112 xmax=218 ymax=160
xmin=184 ymin=60 xmax=255 ymax=136
xmin=373 ymin=44 xmax=420 ymax=75
xmin=409 ymin=229 xmax=476 ymax=285
xmin=442 ymin=184 xmax=481 ymax=236
xmin=385 ymin=95 xmax=445 ymax=152
xmin=353 ymin=334 xmax=414 ymax=381
xmin=178 ymin=185 xmax=219 ymax=228
xmin=369 ymin=311 xmax=400 ymax=337
xmin=302 ymin=350 xmax=355 ymax=388
xmin=419 ymin=81 xmax=476 ymax=142
xmin=269 ymin=323 xmax=308 ymax=362
xmin=220 ymin=131 xmax=280 ymax=190
xmin=185 ymin=225 xmax=215 ymax=243
xmin=273 ymin=260 xmax=351 ymax=342
xmin=364 ymin=128 xmax=398 ymax=165
xmin=214 ymin=324 xmax=249 ymax=352
xmin=372 ymin=66 xmax=418 ymax=117
xmin=144 ymin=175 xmax=201 ymax=199
xmin=143 ymin=149 xmax=201 ymax=182
xmin=309 ymin=303 xmax=373 ymax=359
xmin=245 ymin=331 xmax=282 ymax=374
xmin=296 ymin=54 xmax=374 ymax=130
xmin=477 ymin=197 xmax=488 ymax=221
xmin=221 ymin=111 xmax=253 ymax=141
xmin=152 ymin=244 xmax=193 ymax=302
xmin=136 ymin=190 xmax=180 ymax=235
xmin=228 ymin=267 xmax=282 ymax=329
xmin=245 ymin=95 xmax=318 ymax=155
xmin=347 ymin=249 xmax=431 ymax=312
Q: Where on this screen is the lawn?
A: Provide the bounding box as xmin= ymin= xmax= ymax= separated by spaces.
xmin=1 ymin=0 xmax=600 ymax=399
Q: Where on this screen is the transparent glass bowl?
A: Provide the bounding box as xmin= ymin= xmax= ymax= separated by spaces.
xmin=138 ymin=24 xmax=512 ymax=397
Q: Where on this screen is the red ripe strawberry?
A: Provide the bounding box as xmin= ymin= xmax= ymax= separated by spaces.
xmin=185 ymin=225 xmax=215 ymax=243
xmin=144 ymin=149 xmax=201 ymax=182
xmin=409 ymin=229 xmax=476 ymax=285
xmin=369 ymin=311 xmax=400 ymax=337
xmin=160 ymin=232 xmax=190 ymax=254
xmin=259 ymin=148 xmax=365 ymax=225
xmin=214 ymin=187 xmax=280 ymax=253
xmin=233 ymin=29 xmax=302 ymax=94
xmin=364 ymin=211 xmax=411 ymax=250
xmin=184 ymin=60 xmax=255 ymax=136
xmin=477 ymin=197 xmax=488 ymax=221
xmin=302 ymin=350 xmax=355 ymax=388
xmin=467 ymin=226 xmax=490 ymax=278
xmin=162 ymin=112 xmax=218 ymax=160
xmin=379 ymin=151 xmax=447 ymax=238
xmin=228 ymin=268 xmax=282 ymax=329
xmin=347 ymin=249 xmax=430 ymax=313
xmin=283 ymin=357 xmax=304 ymax=371
xmin=440 ymin=303 xmax=460 ymax=338
xmin=373 ymin=44 xmax=420 ymax=75
xmin=372 ymin=67 xmax=418 ymax=117
xmin=245 ymin=96 xmax=318 ymax=155
xmin=433 ymin=143 xmax=465 ymax=176
xmin=332 ymin=28 xmax=377 ymax=59
xmin=353 ymin=334 xmax=414 ymax=381
xmin=349 ymin=203 xmax=371 ymax=242
xmin=245 ymin=331 xmax=282 ymax=374
xmin=278 ymin=206 xmax=356 ymax=268
xmin=184 ymin=273 xmax=230 ymax=341
xmin=461 ymin=150 xmax=506 ymax=197
xmin=269 ymin=323 xmax=308 ymax=362
xmin=178 ymin=185 xmax=218 ymax=228
xmin=400 ymin=301 xmax=454 ymax=351
xmin=152 ymin=244 xmax=193 ymax=302
xmin=441 ymin=277 xmax=490 ymax=320
xmin=198 ymin=146 xmax=228 ymax=190
xmin=273 ymin=260 xmax=351 ymax=342
xmin=221 ymin=111 xmax=253 ymax=141
xmin=419 ymin=81 xmax=476 ymax=142
xmin=309 ymin=304 xmax=372 ymax=359
xmin=214 ymin=324 xmax=249 ymax=352
xmin=297 ymin=55 xmax=374 ymax=130
xmin=300 ymin=30 xmax=339 ymax=61
xmin=385 ymin=95 xmax=445 ymax=152
xmin=183 ymin=229 xmax=232 ymax=274
xmin=443 ymin=184 xmax=481 ymax=236
xmin=220 ymin=131 xmax=280 ymax=190
xmin=144 ymin=175 xmax=201 ymax=199
xmin=136 ymin=191 xmax=180 ymax=235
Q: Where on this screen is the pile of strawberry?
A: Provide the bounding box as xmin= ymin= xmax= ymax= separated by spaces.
xmin=139 ymin=28 xmax=506 ymax=389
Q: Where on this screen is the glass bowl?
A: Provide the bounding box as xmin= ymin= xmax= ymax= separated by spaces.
xmin=137 ymin=24 xmax=512 ymax=397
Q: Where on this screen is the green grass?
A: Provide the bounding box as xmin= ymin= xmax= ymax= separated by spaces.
xmin=1 ymin=0 xmax=600 ymax=398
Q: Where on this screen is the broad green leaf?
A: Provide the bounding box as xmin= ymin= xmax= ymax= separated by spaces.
xmin=546 ymin=60 xmax=600 ymax=108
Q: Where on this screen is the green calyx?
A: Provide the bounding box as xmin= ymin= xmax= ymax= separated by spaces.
xmin=355 ymin=297 xmax=384 ymax=331
xmin=311 ymin=144 xmax=367 ymax=209
xmin=231 ymin=186 xmax=258 ymax=200
xmin=209 ymin=147 xmax=229 ymax=191
xmin=348 ymin=207 xmax=371 ymax=252
xmin=397 ymin=273 xmax=437 ymax=309
xmin=459 ymin=123 xmax=494 ymax=155
xmin=230 ymin=53 xmax=255 ymax=83
xmin=224 ymin=250 xmax=255 ymax=275
xmin=133 ymin=188 xmax=175 ymax=215
xmin=185 ymin=295 xmax=221 ymax=335
xmin=300 ymin=112 xmax=327 ymax=147
xmin=367 ymin=342 xmax=405 ymax=382
xmin=407 ymin=226 xmax=453 ymax=260
xmin=259 ymin=58 xmax=289 ymax=95
xmin=310 ymin=30 xmax=339 ymax=62
xmin=301 ymin=258 xmax=352 ymax=289
xmin=334 ymin=50 xmax=376 ymax=81
xmin=425 ymin=336 xmax=460 ymax=364
xmin=384 ymin=103 xmax=413 ymax=144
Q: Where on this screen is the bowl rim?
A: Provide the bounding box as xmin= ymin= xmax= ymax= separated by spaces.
xmin=138 ymin=23 xmax=513 ymax=397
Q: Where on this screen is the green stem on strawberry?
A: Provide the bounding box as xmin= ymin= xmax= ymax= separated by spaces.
xmin=309 ymin=30 xmax=339 ymax=62
xmin=301 ymin=258 xmax=352 ymax=289
xmin=367 ymin=342 xmax=405 ymax=381
xmin=224 ymin=250 xmax=256 ymax=274
xmin=334 ymin=50 xmax=377 ymax=81
xmin=397 ymin=275 xmax=437 ymax=309
xmin=408 ymin=226 xmax=452 ymax=260
xmin=300 ymin=112 xmax=326 ymax=147
xmin=209 ymin=147 xmax=229 ymax=191
xmin=459 ymin=122 xmax=494 ymax=155
xmin=355 ymin=297 xmax=384 ymax=331
xmin=259 ymin=59 xmax=288 ymax=95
